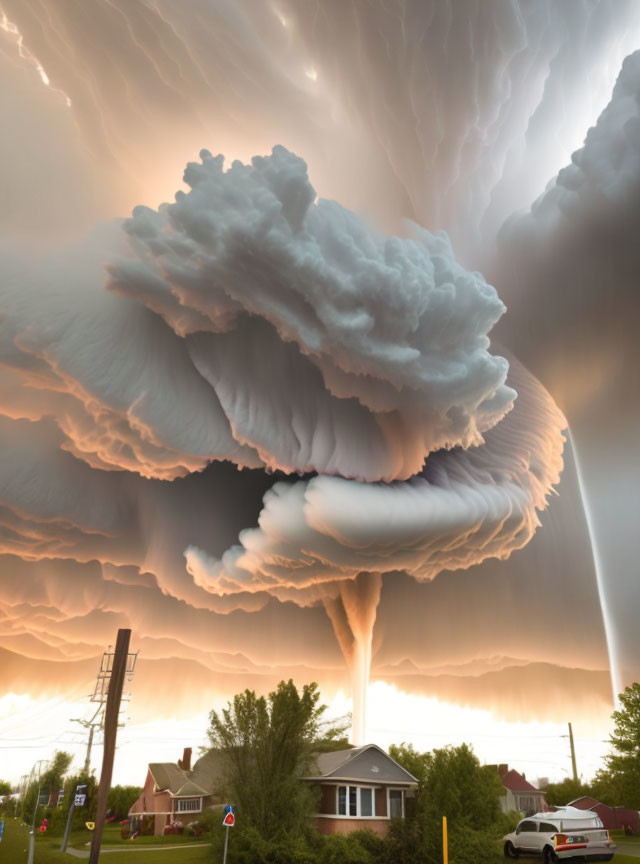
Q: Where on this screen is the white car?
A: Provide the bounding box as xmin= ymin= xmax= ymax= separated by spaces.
xmin=503 ymin=807 xmax=616 ymax=862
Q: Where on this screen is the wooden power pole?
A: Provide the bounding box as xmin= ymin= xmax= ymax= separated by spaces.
xmin=88 ymin=628 xmax=131 ymax=864
xmin=568 ymin=722 xmax=578 ymax=782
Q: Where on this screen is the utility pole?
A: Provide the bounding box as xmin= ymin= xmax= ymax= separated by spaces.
xmin=27 ymin=759 xmax=49 ymax=864
xmin=568 ymin=722 xmax=578 ymax=782
xmin=88 ymin=628 xmax=131 ymax=864
xmin=71 ymin=715 xmax=103 ymax=775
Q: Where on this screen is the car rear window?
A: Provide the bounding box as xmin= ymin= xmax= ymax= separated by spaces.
xmin=539 ymin=822 xmax=560 ymax=832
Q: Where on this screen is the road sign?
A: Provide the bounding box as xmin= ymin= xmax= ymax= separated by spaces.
xmin=222 ymin=810 xmax=235 ymax=827
xmin=223 ymin=804 xmax=234 ymax=814
xmin=75 ymin=793 xmax=87 ymax=806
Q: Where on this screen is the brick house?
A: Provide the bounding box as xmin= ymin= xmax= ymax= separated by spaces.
xmin=491 ymin=764 xmax=549 ymax=815
xmin=300 ymin=744 xmax=418 ymax=837
xmin=129 ymin=748 xmax=222 ymax=835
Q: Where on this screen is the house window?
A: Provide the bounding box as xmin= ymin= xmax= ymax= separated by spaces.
xmin=360 ymin=788 xmax=373 ymax=817
xmin=389 ymin=789 xmax=404 ymax=819
xmin=336 ymin=786 xmax=376 ymax=817
xmin=176 ymin=797 xmax=201 ymax=813
xmin=518 ymin=796 xmax=536 ymax=813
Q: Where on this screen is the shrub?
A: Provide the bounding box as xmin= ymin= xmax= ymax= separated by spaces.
xmin=447 ymin=824 xmax=504 ymax=864
xmin=320 ymin=829 xmax=384 ymax=864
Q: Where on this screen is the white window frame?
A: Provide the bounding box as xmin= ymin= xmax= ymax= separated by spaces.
xmin=334 ymin=784 xmax=380 ymax=819
xmin=174 ymin=796 xmax=202 ymax=814
xmin=387 ymin=787 xmax=405 ymax=819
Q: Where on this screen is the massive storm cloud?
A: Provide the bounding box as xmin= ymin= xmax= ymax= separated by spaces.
xmin=2 ymin=0 xmax=636 ymax=763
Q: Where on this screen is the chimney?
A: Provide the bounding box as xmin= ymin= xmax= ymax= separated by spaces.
xmin=498 ymin=764 xmax=509 ymax=778
xmin=178 ymin=747 xmax=192 ymax=771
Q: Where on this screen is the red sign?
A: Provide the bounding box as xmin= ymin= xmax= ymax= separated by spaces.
xmin=223 ymin=811 xmax=235 ymax=827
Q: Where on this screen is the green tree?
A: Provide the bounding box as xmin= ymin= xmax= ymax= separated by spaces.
xmin=390 ymin=742 xmax=505 ymax=864
xmin=206 ymin=679 xmax=345 ymax=840
xmin=597 ymin=682 xmax=640 ymax=808
xmin=46 ymin=771 xmax=98 ymax=836
xmin=0 ymin=780 xmax=11 ymax=796
xmin=107 ymin=785 xmax=142 ymax=820
xmin=541 ymin=777 xmax=593 ymax=807
xmin=41 ymin=751 xmax=73 ymax=805
xmin=391 ymin=742 xmax=503 ymax=829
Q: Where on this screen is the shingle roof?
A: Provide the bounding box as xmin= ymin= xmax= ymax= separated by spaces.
xmin=149 ymin=751 xmax=223 ymax=796
xmin=303 ymin=744 xmax=418 ymax=785
xmin=501 ymin=769 xmax=541 ymax=793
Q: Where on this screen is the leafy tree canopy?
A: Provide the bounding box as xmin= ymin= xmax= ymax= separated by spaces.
xmin=541 ymin=777 xmax=594 ymax=807
xmin=107 ymin=785 xmax=142 ymax=820
xmin=597 ymin=683 xmax=640 ymax=808
xmin=390 ymin=742 xmax=504 ymax=830
xmin=206 ymin=679 xmax=347 ymax=839
xmin=0 ymin=779 xmax=11 ymax=796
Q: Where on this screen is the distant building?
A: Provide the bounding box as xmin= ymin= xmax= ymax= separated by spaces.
xmin=569 ymin=796 xmax=640 ymax=834
xmin=129 ymin=747 xmax=222 ymax=835
xmin=300 ymin=744 xmax=418 ymax=837
xmin=490 ymin=764 xmax=549 ymax=815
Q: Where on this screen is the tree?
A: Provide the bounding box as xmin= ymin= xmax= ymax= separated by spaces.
xmin=206 ymin=679 xmax=346 ymax=839
xmin=41 ymin=751 xmax=73 ymax=805
xmin=541 ymin=777 xmax=593 ymax=807
xmin=0 ymin=780 xmax=11 ymax=796
xmin=107 ymin=785 xmax=142 ymax=820
xmin=390 ymin=742 xmax=506 ymax=864
xmin=598 ymin=682 xmax=640 ymax=808
xmin=46 ymin=771 xmax=98 ymax=836
xmin=391 ymin=742 xmax=503 ymax=829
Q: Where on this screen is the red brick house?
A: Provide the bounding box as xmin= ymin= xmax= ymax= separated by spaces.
xmin=491 ymin=764 xmax=549 ymax=815
xmin=301 ymin=744 xmax=418 ymax=837
xmin=569 ymin=796 xmax=640 ymax=834
xmin=129 ymin=748 xmax=222 ymax=835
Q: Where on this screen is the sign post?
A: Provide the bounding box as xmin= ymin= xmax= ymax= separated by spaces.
xmin=61 ymin=784 xmax=87 ymax=852
xmin=221 ymin=805 xmax=235 ymax=864
xmin=442 ymin=815 xmax=448 ymax=864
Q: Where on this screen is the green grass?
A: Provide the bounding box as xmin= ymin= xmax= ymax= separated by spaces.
xmin=65 ymin=823 xmax=206 ymax=847
xmin=0 ymin=818 xmax=211 ymax=863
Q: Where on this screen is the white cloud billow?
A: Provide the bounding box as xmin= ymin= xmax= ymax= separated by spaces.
xmin=109 ymin=146 xmax=515 ymax=482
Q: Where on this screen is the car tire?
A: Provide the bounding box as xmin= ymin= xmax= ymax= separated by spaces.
xmin=504 ymin=841 xmax=519 ymax=859
xmin=542 ymin=847 xmax=558 ymax=863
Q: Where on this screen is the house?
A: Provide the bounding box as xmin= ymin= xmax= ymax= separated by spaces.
xmin=568 ymin=796 xmax=640 ymax=834
xmin=491 ymin=764 xmax=549 ymax=815
xmin=129 ymin=748 xmax=222 ymax=835
xmin=300 ymin=743 xmax=418 ymax=837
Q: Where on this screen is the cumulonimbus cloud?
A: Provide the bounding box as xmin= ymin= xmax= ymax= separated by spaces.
xmin=0 ymin=146 xmax=566 ymax=744
xmin=108 ymin=145 xmax=515 ymax=482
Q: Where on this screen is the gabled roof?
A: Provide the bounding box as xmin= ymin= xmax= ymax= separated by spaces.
xmin=149 ymin=750 xmax=223 ymax=797
xmin=302 ymin=744 xmax=418 ymax=785
xmin=568 ymin=796 xmax=601 ymax=810
xmin=501 ymin=769 xmax=541 ymax=794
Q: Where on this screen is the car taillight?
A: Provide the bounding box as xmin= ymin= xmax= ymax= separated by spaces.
xmin=554 ymin=834 xmax=567 ymax=845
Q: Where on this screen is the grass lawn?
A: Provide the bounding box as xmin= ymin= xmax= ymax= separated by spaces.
xmin=66 ymin=823 xmax=207 ymax=847
xmin=0 ymin=819 xmax=211 ymax=863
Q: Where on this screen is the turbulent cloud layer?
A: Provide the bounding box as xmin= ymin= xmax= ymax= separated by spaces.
xmin=187 ymin=353 xmax=564 ymax=603
xmin=2 ymin=0 xmax=637 ymax=759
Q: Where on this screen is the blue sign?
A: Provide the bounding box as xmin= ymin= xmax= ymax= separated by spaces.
xmin=0 ymin=818 xmax=4 ymax=843
xmin=223 ymin=804 xmax=234 ymax=814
